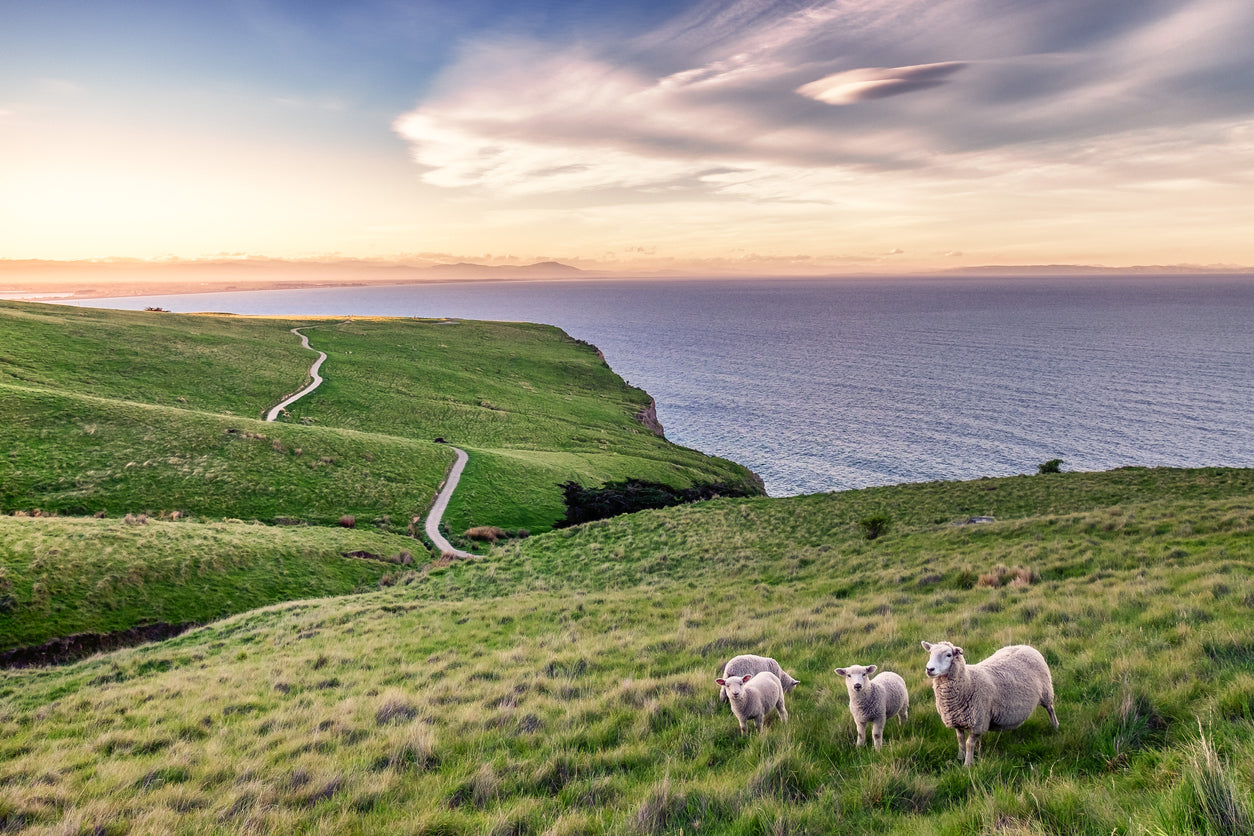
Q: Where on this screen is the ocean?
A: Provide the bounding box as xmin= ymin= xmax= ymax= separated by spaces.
xmin=61 ymin=274 xmax=1254 ymax=497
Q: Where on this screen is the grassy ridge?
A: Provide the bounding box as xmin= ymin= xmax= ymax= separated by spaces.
xmin=0 ymin=516 xmax=417 ymax=650
xmin=0 ymin=301 xmax=315 ymax=416
xmin=265 ymin=317 xmax=763 ymax=533
xmin=1 ymin=301 xmax=762 ymax=536
xmin=0 ymin=383 xmax=450 ymax=525
xmin=2 ymin=469 xmax=1251 ymax=833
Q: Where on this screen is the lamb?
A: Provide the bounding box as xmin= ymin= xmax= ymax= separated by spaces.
xmin=715 ymin=671 xmax=789 ymax=734
xmin=921 ymin=640 xmax=1059 ymax=766
xmin=834 ymin=664 xmax=909 ymax=750
xmin=718 ymin=654 xmax=800 ymax=703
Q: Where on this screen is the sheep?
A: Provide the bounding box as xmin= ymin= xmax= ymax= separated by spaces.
xmin=834 ymin=664 xmax=909 ymax=750
xmin=921 ymin=640 xmax=1059 ymax=766
xmin=717 ymin=654 xmax=800 ymax=703
xmin=715 ymin=671 xmax=788 ymax=734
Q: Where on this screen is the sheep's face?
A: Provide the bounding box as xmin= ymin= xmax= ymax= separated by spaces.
xmin=835 ymin=664 xmax=877 ymax=693
xmin=716 ymin=674 xmax=753 ymax=701
xmin=922 ymin=641 xmax=961 ymax=678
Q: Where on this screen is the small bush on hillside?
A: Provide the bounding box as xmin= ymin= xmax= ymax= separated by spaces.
xmin=859 ymin=514 xmax=891 ymax=540
xmin=977 ymin=564 xmax=1038 ymax=588
xmin=465 ymin=526 xmax=508 ymax=543
xmin=555 ymin=479 xmax=757 ymax=527
xmin=1038 ymin=458 xmax=1064 ymax=474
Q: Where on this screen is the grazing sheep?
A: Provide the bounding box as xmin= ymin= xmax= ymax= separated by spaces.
xmin=921 ymin=640 xmax=1059 ymax=766
xmin=718 ymin=654 xmax=800 ymax=703
xmin=834 ymin=664 xmax=909 ymax=750
xmin=715 ymin=671 xmax=788 ymax=734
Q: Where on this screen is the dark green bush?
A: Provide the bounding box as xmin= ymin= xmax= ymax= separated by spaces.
xmin=555 ymin=479 xmax=755 ymax=527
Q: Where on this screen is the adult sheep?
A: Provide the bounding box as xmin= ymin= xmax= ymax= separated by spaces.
xmin=921 ymin=640 xmax=1058 ymax=766
xmin=718 ymin=654 xmax=800 ymax=703
xmin=834 ymin=663 xmax=909 ymax=750
xmin=715 ymin=671 xmax=788 ymax=734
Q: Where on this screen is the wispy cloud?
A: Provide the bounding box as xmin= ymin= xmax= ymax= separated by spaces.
xmin=394 ymin=0 xmax=1254 ymax=203
xmin=797 ymin=63 xmax=967 ymax=106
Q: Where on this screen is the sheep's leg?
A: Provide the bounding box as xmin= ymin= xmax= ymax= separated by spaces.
xmin=872 ymin=719 xmax=885 ymax=750
xmin=954 ymin=729 xmax=966 ymax=761
xmin=855 ymin=719 xmax=867 ymax=747
xmin=776 ymin=699 xmax=788 ymax=724
xmin=962 ymin=732 xmax=979 ymax=767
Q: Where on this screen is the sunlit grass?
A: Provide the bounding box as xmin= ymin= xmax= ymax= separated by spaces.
xmin=1 ymin=301 xmax=761 ymax=537
xmin=2 ymin=469 xmax=1252 ymax=832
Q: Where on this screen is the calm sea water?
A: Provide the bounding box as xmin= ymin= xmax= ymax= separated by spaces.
xmin=63 ymin=275 xmax=1254 ymax=497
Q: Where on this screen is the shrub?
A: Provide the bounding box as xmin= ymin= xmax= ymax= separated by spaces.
xmin=859 ymin=514 xmax=890 ymax=540
xmin=465 ymin=526 xmax=508 ymax=542
xmin=1038 ymin=458 xmax=1064 ymax=474
xmin=555 ymin=479 xmax=757 ymax=527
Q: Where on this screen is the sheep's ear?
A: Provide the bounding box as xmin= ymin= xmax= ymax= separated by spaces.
xmin=742 ymin=674 xmax=752 ymax=683
xmin=834 ymin=668 xmax=846 ymax=676
xmin=716 ymin=678 xmax=726 ymax=686
xmin=866 ymin=665 xmax=877 ymax=675
xmin=921 ymin=641 xmax=932 ymax=651
xmin=953 ymin=646 xmax=963 ymax=657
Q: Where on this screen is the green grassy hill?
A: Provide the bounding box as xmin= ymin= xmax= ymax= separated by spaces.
xmin=1 ymin=301 xmax=761 ymax=535
xmin=1 ymin=299 xmax=760 ymax=650
xmin=2 ymin=467 xmax=1252 ymax=834
xmin=2 ymin=299 xmax=1252 ymax=834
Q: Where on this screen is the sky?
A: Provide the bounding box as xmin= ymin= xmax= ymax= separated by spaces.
xmin=3 ymin=0 xmax=1254 ymax=274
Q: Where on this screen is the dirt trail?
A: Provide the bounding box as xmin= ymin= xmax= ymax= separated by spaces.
xmin=265 ymin=328 xmax=327 ymax=421
xmin=426 ymin=446 xmax=473 ymax=558
xmin=267 ymin=326 xmax=473 ymax=558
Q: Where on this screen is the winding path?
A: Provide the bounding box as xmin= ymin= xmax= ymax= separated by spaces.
xmin=266 ymin=325 xmax=473 ymax=558
xmin=265 ymin=328 xmax=327 ymax=422
xmin=426 ymin=446 xmax=474 ymax=558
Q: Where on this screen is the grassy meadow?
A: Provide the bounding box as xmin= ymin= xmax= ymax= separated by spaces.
xmin=2 ymin=467 xmax=1252 ymax=834
xmin=1 ymin=299 xmax=759 ymax=646
xmin=2 ymin=298 xmax=1252 ymax=833
xmin=1 ymin=300 xmax=761 ymax=536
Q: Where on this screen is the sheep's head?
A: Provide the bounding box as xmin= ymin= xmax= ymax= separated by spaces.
xmin=922 ymin=641 xmax=962 ymax=678
xmin=716 ymin=674 xmax=753 ymax=701
xmin=835 ymin=664 xmax=878 ymax=693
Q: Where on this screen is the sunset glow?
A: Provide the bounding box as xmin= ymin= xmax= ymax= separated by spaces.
xmin=3 ymin=0 xmax=1254 ymax=274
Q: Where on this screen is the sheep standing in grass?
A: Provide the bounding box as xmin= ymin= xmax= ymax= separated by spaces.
xmin=715 ymin=671 xmax=788 ymax=734
xmin=921 ymin=640 xmax=1059 ymax=766
xmin=718 ymin=654 xmax=800 ymax=703
xmin=834 ymin=664 xmax=909 ymax=750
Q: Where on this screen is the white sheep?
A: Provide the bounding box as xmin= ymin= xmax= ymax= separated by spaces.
xmin=834 ymin=664 xmax=909 ymax=750
xmin=718 ymin=654 xmax=800 ymax=703
xmin=715 ymin=671 xmax=789 ymax=734
xmin=921 ymin=640 xmax=1059 ymax=766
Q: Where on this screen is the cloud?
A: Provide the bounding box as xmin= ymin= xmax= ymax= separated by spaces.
xmin=393 ymin=0 xmax=1254 ymax=201
xmin=797 ymin=63 xmax=966 ymax=106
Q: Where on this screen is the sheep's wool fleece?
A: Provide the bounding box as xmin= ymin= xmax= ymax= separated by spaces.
xmin=932 ymin=645 xmax=1051 ymax=732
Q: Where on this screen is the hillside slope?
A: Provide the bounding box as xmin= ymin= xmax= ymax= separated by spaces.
xmin=1 ymin=300 xmax=763 ymax=537
xmin=2 ymin=468 xmax=1251 ymax=834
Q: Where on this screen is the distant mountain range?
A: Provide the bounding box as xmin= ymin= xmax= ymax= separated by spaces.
xmin=2 ymin=257 xmax=1251 ymax=300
